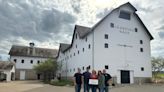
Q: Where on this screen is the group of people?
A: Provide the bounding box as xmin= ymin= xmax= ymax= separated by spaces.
xmin=74 ymin=67 xmax=112 ymax=92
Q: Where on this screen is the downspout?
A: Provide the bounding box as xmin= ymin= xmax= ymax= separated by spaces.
xmin=92 ymin=30 xmax=95 ymax=70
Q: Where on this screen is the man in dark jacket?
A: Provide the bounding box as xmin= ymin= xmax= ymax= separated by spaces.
xmin=103 ymin=69 xmax=112 ymax=92
xmin=74 ymin=68 xmax=83 ymax=92
xmin=83 ymin=67 xmax=91 ymax=92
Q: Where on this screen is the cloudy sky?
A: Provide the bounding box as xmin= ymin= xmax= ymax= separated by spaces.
xmin=0 ymin=0 xmax=163 ymax=60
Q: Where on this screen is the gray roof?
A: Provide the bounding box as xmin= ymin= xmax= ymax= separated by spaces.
xmin=9 ymin=45 xmax=58 ymax=58
xmin=0 ymin=61 xmax=15 ymax=70
xmin=60 ymin=43 xmax=71 ymax=52
xmin=75 ymin=25 xmax=91 ymax=38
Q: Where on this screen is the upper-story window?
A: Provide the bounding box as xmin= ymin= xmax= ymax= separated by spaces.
xmin=83 ymin=48 xmax=84 ymax=52
xmin=141 ymin=67 xmax=144 ymax=71
xmin=88 ymin=44 xmax=91 ymax=49
xmin=82 ymin=66 xmax=84 ymax=70
xmin=21 ymin=60 xmax=24 ymax=63
xmin=74 ymin=53 xmax=75 ymax=56
xmin=104 ymin=43 xmax=108 ymax=48
xmin=119 ymin=11 xmax=131 ymax=20
xmin=140 ymin=48 xmax=143 ymax=52
xmin=135 ymin=28 xmax=138 ymax=32
xmin=76 ymin=33 xmax=78 ymax=39
xmin=76 ymin=45 xmax=77 ymax=48
xmin=140 ymin=40 xmax=143 ymax=44
xmin=14 ymin=59 xmax=17 ymax=63
xmin=105 ymin=65 xmax=109 ymax=69
xmin=85 ymin=37 xmax=87 ymax=42
xmin=78 ymin=50 xmax=79 ymax=54
xmin=37 ymin=60 xmax=40 ymax=64
xmin=110 ymin=23 xmax=114 ymax=28
xmin=105 ymin=34 xmax=108 ymax=39
xmin=30 ymin=60 xmax=33 ymax=64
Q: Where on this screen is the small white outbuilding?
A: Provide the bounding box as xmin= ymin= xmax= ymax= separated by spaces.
xmin=0 ymin=61 xmax=15 ymax=82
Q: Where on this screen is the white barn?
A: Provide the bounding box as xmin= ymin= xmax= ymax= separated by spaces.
xmin=0 ymin=61 xmax=15 ymax=82
xmin=9 ymin=43 xmax=58 ymax=80
xmin=56 ymin=2 xmax=153 ymax=84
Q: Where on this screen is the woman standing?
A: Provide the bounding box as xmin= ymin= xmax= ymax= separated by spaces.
xmin=89 ymin=70 xmax=98 ymax=92
xmin=98 ymin=71 xmax=105 ymax=92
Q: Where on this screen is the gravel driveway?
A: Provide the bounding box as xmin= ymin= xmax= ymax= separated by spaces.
xmin=0 ymin=81 xmax=164 ymax=92
xmin=0 ymin=81 xmax=44 ymax=92
xmin=25 ymin=84 xmax=164 ymax=92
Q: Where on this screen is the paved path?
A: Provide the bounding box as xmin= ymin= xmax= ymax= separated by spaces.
xmin=1 ymin=81 xmax=164 ymax=92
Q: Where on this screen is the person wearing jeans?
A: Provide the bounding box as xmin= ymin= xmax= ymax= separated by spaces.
xmin=103 ymin=69 xmax=112 ymax=92
xmin=83 ymin=67 xmax=91 ymax=92
xmin=90 ymin=70 xmax=98 ymax=92
xmin=74 ymin=68 xmax=83 ymax=92
xmin=98 ymin=70 xmax=105 ymax=92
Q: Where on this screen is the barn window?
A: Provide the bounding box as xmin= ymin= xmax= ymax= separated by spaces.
xmin=30 ymin=60 xmax=33 ymax=64
xmin=140 ymin=48 xmax=143 ymax=52
xmin=135 ymin=28 xmax=138 ymax=32
xmin=119 ymin=11 xmax=131 ymax=20
xmin=78 ymin=50 xmax=79 ymax=54
xmin=140 ymin=40 xmax=143 ymax=44
xmin=83 ymin=48 xmax=84 ymax=52
xmin=141 ymin=67 xmax=144 ymax=71
xmin=14 ymin=59 xmax=17 ymax=63
xmin=86 ymin=37 xmax=87 ymax=42
xmin=104 ymin=43 xmax=108 ymax=48
xmin=37 ymin=60 xmax=40 ymax=64
xmin=88 ymin=44 xmax=91 ymax=49
xmin=82 ymin=66 xmax=84 ymax=70
xmin=105 ymin=65 xmax=109 ymax=69
xmin=105 ymin=34 xmax=108 ymax=39
xmin=76 ymin=33 xmax=78 ymax=39
xmin=110 ymin=23 xmax=114 ymax=28
xmin=21 ymin=60 xmax=24 ymax=63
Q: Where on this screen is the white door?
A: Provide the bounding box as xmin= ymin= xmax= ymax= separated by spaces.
xmin=20 ymin=71 xmax=25 ymax=80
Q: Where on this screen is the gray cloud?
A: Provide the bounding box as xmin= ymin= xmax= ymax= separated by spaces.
xmin=158 ymin=31 xmax=164 ymax=39
xmin=71 ymin=0 xmax=81 ymax=14
xmin=96 ymin=8 xmax=112 ymax=19
xmin=134 ymin=3 xmax=154 ymax=13
xmin=0 ymin=0 xmax=77 ymax=55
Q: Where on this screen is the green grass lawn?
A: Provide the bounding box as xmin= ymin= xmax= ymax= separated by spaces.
xmin=157 ymin=73 xmax=164 ymax=78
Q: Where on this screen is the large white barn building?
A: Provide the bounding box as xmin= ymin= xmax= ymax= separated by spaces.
xmin=9 ymin=43 xmax=58 ymax=80
xmin=57 ymin=2 xmax=153 ymax=84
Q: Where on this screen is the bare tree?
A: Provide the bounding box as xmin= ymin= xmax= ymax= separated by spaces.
xmin=152 ymin=57 xmax=164 ymax=82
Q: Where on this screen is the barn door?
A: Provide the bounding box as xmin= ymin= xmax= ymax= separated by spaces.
xmin=20 ymin=71 xmax=25 ymax=80
xmin=121 ymin=70 xmax=130 ymax=84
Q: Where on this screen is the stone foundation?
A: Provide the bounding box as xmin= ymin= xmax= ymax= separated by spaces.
xmin=133 ymin=77 xmax=151 ymax=84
